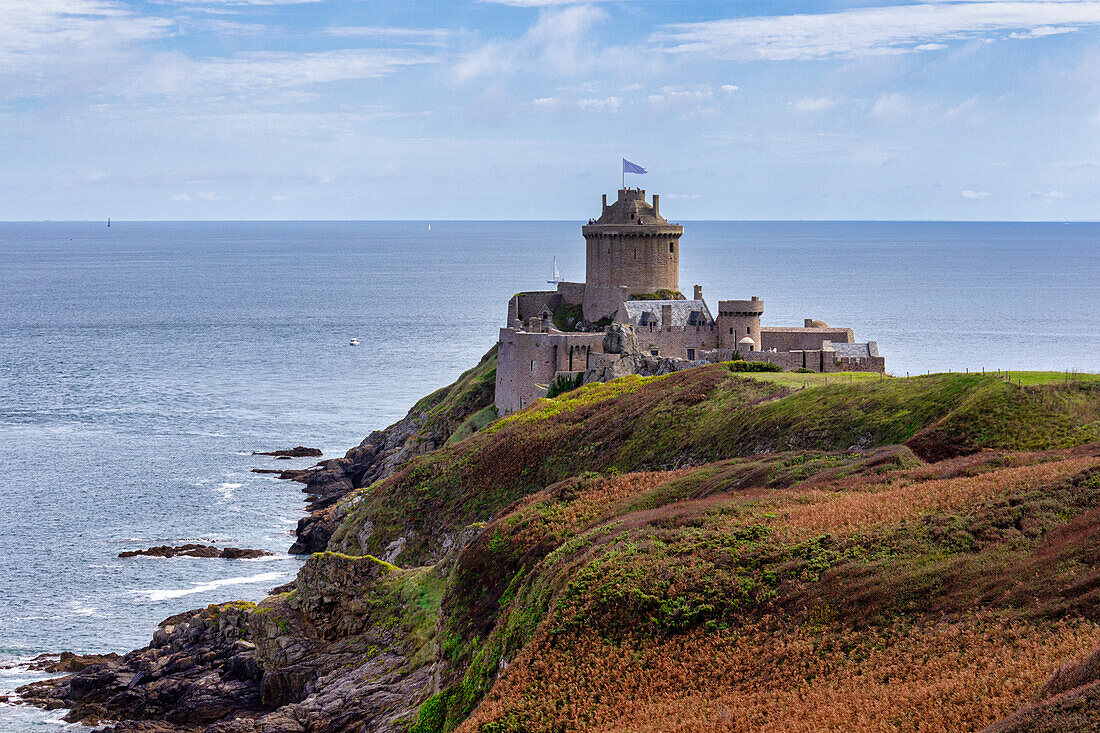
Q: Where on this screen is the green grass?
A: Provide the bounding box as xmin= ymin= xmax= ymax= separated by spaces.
xmin=997 ymin=370 xmax=1100 ymax=386
xmin=735 ymin=370 xmax=890 ymax=389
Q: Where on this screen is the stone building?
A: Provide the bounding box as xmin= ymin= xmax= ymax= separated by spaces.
xmin=494 ymin=188 xmax=885 ymax=414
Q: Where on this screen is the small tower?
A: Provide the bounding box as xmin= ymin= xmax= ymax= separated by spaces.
xmin=581 ymin=189 xmax=684 ymax=323
xmin=717 ymin=297 xmax=763 ymax=352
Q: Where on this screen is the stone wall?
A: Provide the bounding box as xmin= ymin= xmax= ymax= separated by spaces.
xmin=633 ymin=323 xmax=719 ymax=360
xmin=495 ymin=327 xmax=604 ymax=414
xmin=760 ymin=327 xmax=854 ymax=352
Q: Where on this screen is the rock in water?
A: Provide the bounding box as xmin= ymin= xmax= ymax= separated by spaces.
xmin=252 ymin=446 xmax=323 ymax=458
xmin=118 ymin=544 xmax=273 ymax=559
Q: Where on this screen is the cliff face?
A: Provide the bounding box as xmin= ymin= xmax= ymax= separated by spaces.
xmin=289 ymin=346 xmax=498 ymax=555
xmin=20 ymin=366 xmax=1100 ymax=733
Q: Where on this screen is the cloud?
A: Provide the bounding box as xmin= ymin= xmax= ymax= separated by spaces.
xmin=0 ymin=0 xmax=172 ymax=100
xmin=1030 ymin=189 xmax=1067 ymax=201
xmin=962 ymin=189 xmax=992 ymax=199
xmin=654 ymin=2 xmax=1100 ymax=61
xmin=664 ymin=193 xmax=699 ymax=200
xmin=871 ymin=92 xmax=919 ymax=120
xmin=790 ymin=96 xmax=840 ymax=112
xmin=169 ymin=0 xmax=321 ymax=5
xmin=322 ymin=26 xmax=457 ymax=47
xmin=532 ymin=95 xmax=623 ymax=112
xmin=171 ymin=193 xmax=192 ymax=201
xmin=477 ymin=0 xmax=615 ymax=5
xmin=136 ymin=48 xmax=434 ymax=99
xmin=455 ymin=5 xmax=642 ymax=82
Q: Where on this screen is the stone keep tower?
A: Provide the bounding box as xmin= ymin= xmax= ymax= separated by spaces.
xmin=581 ymin=189 xmax=684 ymax=322
xmin=717 ymin=297 xmax=763 ymax=352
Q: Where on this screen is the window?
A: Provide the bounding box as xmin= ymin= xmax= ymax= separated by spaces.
xmin=650 ymin=349 xmax=659 ymax=356
xmin=687 ymin=349 xmax=696 ymax=360
xmin=729 ymin=328 xmax=734 ymax=335
xmin=669 ymin=243 xmax=675 ymax=253
xmin=530 ymin=361 xmax=535 ymax=372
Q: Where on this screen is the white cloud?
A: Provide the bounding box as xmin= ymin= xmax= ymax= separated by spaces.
xmin=721 ymin=84 xmax=740 ymax=93
xmin=0 ymin=0 xmax=172 ymax=100
xmin=322 ymin=26 xmax=456 ymax=47
xmin=171 ymin=193 xmax=192 ymax=201
xmin=532 ymin=95 xmax=622 ymax=112
xmin=962 ymin=189 xmax=992 ymax=199
xmin=170 ymin=0 xmax=321 ymax=5
xmin=871 ymin=92 xmax=920 ymax=120
xmin=654 ymin=2 xmax=1100 ymax=61
xmin=790 ymin=96 xmax=840 ymax=112
xmin=136 ymin=49 xmax=434 ymax=99
xmin=646 ymin=85 xmax=715 ymax=106
xmin=454 ymin=5 xmax=649 ymax=82
xmin=1030 ymin=189 xmax=1067 ymax=201
xmin=196 ymin=191 xmax=219 ymax=200
xmin=664 ymin=193 xmax=699 ymax=200
xmin=477 ymin=0 xmax=614 ymax=5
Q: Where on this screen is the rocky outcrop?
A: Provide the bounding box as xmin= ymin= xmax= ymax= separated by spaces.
xmin=583 ymin=323 xmax=700 ymax=384
xmin=119 ymin=545 xmax=274 ymax=560
xmin=17 ymin=603 xmax=263 ymax=730
xmin=252 ymin=447 xmax=323 ymax=459
xmin=18 ymin=553 xmax=439 ymax=733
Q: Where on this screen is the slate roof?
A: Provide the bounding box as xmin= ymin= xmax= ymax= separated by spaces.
xmin=830 ymin=342 xmax=876 ymax=359
xmin=623 ymin=299 xmax=714 ymax=329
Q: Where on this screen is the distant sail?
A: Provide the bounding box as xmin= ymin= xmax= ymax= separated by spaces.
xmin=547 ymin=257 xmax=562 ymax=285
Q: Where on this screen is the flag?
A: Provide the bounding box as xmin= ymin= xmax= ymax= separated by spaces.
xmin=623 ymin=158 xmax=648 ymax=175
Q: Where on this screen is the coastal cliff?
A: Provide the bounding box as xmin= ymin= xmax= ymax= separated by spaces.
xmin=18 ymin=363 xmax=1100 ymax=732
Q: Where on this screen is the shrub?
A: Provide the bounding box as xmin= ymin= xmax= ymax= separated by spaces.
xmin=795 ymin=367 xmax=815 ymax=373
xmin=546 ymin=372 xmax=585 ymax=399
xmin=729 ymin=361 xmax=782 ymax=372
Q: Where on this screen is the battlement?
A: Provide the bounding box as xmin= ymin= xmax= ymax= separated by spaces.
xmin=717 ymin=297 xmax=764 ymax=316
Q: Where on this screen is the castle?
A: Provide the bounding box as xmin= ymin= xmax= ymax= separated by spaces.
xmin=495 ymin=188 xmax=885 ymax=414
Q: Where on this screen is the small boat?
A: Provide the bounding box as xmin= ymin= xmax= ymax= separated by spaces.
xmin=349 ymin=338 xmax=360 ymax=346
xmin=547 ymin=257 xmax=563 ymax=285
xmin=427 ymin=224 xmax=431 ymax=231
xmin=107 ymin=218 xmax=111 ymax=228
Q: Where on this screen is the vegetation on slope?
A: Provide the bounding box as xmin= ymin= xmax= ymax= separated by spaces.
xmin=329 ymin=367 xmax=1100 ymax=565
xmin=317 ymin=365 xmax=1100 ymax=732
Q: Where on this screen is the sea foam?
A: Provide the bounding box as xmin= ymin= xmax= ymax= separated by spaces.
xmin=130 ymin=571 xmax=286 ymax=602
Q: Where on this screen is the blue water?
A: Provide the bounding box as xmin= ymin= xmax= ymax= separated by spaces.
xmin=1 ymin=221 xmax=1098 ymax=730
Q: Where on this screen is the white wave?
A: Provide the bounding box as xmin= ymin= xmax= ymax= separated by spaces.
xmin=276 ymin=516 xmax=297 ymax=525
xmin=130 ymin=571 xmax=286 ymax=602
xmin=242 ymin=554 xmax=286 ymax=562
xmin=215 ymin=482 xmax=242 ymax=501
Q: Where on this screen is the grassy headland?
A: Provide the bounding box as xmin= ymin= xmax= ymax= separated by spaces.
xmin=298 ymin=365 xmax=1100 ymax=731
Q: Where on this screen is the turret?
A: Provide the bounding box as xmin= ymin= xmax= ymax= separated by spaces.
xmin=717 ymin=296 xmax=763 ymax=351
xmin=581 ymin=189 xmax=684 ymax=322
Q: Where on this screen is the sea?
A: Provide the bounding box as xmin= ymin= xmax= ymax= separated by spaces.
xmin=1 ymin=221 xmax=1098 ymax=730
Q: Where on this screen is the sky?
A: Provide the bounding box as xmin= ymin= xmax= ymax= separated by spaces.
xmin=3 ymin=0 xmax=1100 ymax=220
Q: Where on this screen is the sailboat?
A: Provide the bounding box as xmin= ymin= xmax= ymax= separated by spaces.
xmin=547 ymin=257 xmax=563 ymax=285
xmin=107 ymin=218 xmax=111 ymax=228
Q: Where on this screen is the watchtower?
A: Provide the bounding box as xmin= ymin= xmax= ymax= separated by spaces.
xmin=717 ymin=297 xmax=763 ymax=351
xmin=581 ymin=189 xmax=684 ymax=322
